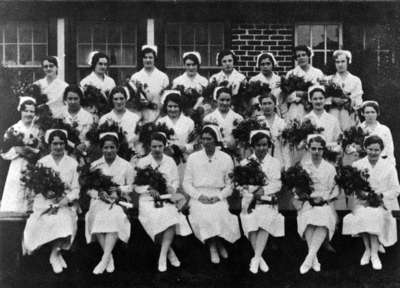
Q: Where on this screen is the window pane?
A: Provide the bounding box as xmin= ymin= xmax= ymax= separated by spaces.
xmin=122 ymin=45 xmax=135 ymax=65
xmin=197 ymin=45 xmax=209 ymax=66
xmin=210 ymin=46 xmax=221 ymax=66
xmin=19 ymin=24 xmax=32 ymax=43
xmin=5 ymin=23 xmax=17 ymax=43
xmin=297 ymin=25 xmax=310 ymax=46
xmin=0 ymin=24 xmax=3 ymax=43
xmin=78 ymin=44 xmax=92 ymax=65
xmin=122 ymin=25 xmax=136 ymax=43
xmin=93 ymin=24 xmax=106 ymax=43
xmin=0 ymin=46 xmax=3 ymax=64
xmin=210 ymin=23 xmax=224 ymax=45
xmin=312 ymin=25 xmax=324 ymax=49
xmin=166 ymin=46 xmax=180 ymax=66
xmin=108 ymin=26 xmax=121 ymax=44
xmin=326 ymin=25 xmax=339 ymax=49
xmin=33 ymin=45 xmax=47 ymax=65
xmin=93 ymin=44 xmax=106 ymax=54
xmin=166 ymin=23 xmax=179 ymax=45
xmin=196 ymin=24 xmax=208 ymax=45
xmin=19 ymin=44 xmax=32 ymax=65
xmin=109 ymin=44 xmax=122 ymax=65
xmin=78 ymin=24 xmax=92 ymax=43
xmin=312 ymin=52 xmax=325 ymax=68
xmin=182 ymin=24 xmax=195 ymax=45
xmin=33 ymin=23 xmax=47 ymax=43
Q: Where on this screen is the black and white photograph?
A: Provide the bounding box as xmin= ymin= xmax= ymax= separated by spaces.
xmin=0 ymin=0 xmax=399 ymax=287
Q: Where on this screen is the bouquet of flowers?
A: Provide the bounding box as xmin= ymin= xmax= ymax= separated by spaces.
xmin=228 ymin=159 xmax=267 ymax=214
xmin=34 ymin=105 xmax=54 ymax=132
xmin=232 ymin=118 xmax=266 ymax=145
xmin=134 ymin=165 xmax=168 ymax=208
xmin=202 ymin=78 xmax=222 ymax=103
xmin=324 ymin=81 xmax=351 ymax=111
xmin=128 ymin=80 xmax=158 ymax=110
xmin=1 ymin=127 xmax=40 ymax=163
xmin=279 ymin=75 xmax=313 ymax=104
xmin=174 ymin=85 xmax=202 ymax=112
xmin=340 ymin=126 xmax=368 ymax=157
xmin=335 ymin=166 xmax=383 ymax=207
xmin=246 ymin=80 xmax=271 ymax=99
xmin=282 ymin=163 xmax=314 ymax=202
xmin=25 ymin=84 xmax=48 ymax=107
xmin=281 ymin=119 xmax=324 ymax=147
xmin=81 ymin=85 xmax=110 ymax=117
xmin=21 ymin=163 xmax=67 ymax=215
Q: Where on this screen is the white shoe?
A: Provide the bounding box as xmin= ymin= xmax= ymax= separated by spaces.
xmin=312 ymin=258 xmax=321 ymax=272
xmin=58 ymin=253 xmax=67 ymax=269
xmin=158 ymin=256 xmax=167 ymax=272
xmin=360 ymin=250 xmax=371 ymax=266
xmin=50 ymin=255 xmax=63 ymax=274
xmin=259 ymin=258 xmax=269 ymax=273
xmin=299 ymin=259 xmax=312 ymax=275
xmin=371 ymin=256 xmax=382 ymax=270
xmin=106 ymin=255 xmax=115 ymax=273
xmin=210 ymin=246 xmax=220 ymax=264
xmin=249 ymin=257 xmax=260 ymax=274
xmin=167 ymin=249 xmax=181 ymax=267
xmin=93 ymin=258 xmax=108 ymax=275
xmin=217 ymin=244 xmax=228 ymax=259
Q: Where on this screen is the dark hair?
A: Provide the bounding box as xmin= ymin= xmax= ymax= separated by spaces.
xmin=90 ymin=52 xmax=110 ymax=70
xmin=362 ymin=102 xmax=380 ymax=115
xmin=100 ymin=135 xmax=119 ymax=148
xmin=42 ymin=56 xmax=58 ymax=68
xmin=151 ymin=132 xmax=167 ymax=146
xmin=141 ymin=48 xmax=157 ymax=60
xmin=109 ymin=86 xmax=128 ymax=107
xmin=258 ymin=54 xmax=275 ymax=68
xmin=201 ymin=126 xmax=218 ymax=143
xmin=216 ymin=87 xmax=232 ymax=99
xmin=162 ymin=93 xmax=182 ymax=114
xmin=308 ymin=135 xmax=326 ymax=148
xmin=259 ymin=92 xmax=277 ymax=105
xmin=48 ymin=130 xmax=68 ymax=145
xmin=63 ymin=84 xmax=84 ymax=103
xmin=20 ymin=100 xmax=37 ymax=112
xmin=183 ymin=54 xmax=200 ymax=68
xmin=250 ymin=132 xmax=272 ymax=147
xmin=294 ymin=45 xmax=311 ymax=58
xmin=217 ymin=49 xmax=237 ymax=66
xmin=309 ymin=88 xmax=326 ymax=99
xmin=364 ymin=135 xmax=384 ymax=150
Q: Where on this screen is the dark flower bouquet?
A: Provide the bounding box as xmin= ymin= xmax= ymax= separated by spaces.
xmin=232 ymin=118 xmax=266 ymax=145
xmin=21 ymin=163 xmax=68 ymax=215
xmin=11 ymin=80 xmax=31 ymax=98
xmin=85 ymin=121 xmax=134 ymax=162
xmin=335 ymin=166 xmax=383 ymax=208
xmin=282 ymin=163 xmax=314 ymax=202
xmin=279 ymin=75 xmax=313 ymax=104
xmin=202 ymin=78 xmax=222 ymax=103
xmin=81 ymin=85 xmax=110 ymax=117
xmin=25 ymin=84 xmax=48 ymax=107
xmin=281 ymin=118 xmax=324 ymax=147
xmin=187 ymin=106 xmax=205 ymax=148
xmin=174 ymin=84 xmax=202 ymax=112
xmin=1 ymin=127 xmax=40 ymax=163
xmin=340 ymin=126 xmax=368 ymax=157
xmin=246 ymin=80 xmax=271 ymax=98
xmin=228 ymin=159 xmax=268 ymax=214
xmin=34 ymin=105 xmax=54 ymax=132
xmin=128 ymin=80 xmax=158 ymax=110
xmin=134 ymin=165 xmax=168 ymax=208
xmin=324 ymin=80 xmax=351 ymax=111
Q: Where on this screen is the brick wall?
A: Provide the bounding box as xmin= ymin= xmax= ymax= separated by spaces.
xmin=231 ymin=23 xmax=294 ymax=78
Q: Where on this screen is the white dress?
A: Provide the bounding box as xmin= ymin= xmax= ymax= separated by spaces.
xmin=240 ymin=154 xmax=285 ymax=238
xmin=23 ymin=154 xmax=79 ymax=254
xmin=304 ymin=110 xmax=342 ymax=145
xmin=360 ymin=121 xmax=395 ymax=166
xmin=172 ymin=72 xmax=208 ymax=93
xmin=59 ymin=107 xmax=95 ymax=142
xmin=136 ymin=154 xmax=192 ymax=241
xmin=261 ymin=114 xmax=287 ymax=169
xmin=183 ymin=149 xmax=240 ymax=243
xmin=297 ymin=159 xmax=338 ymax=240
xmin=0 ymin=121 xmax=40 ymax=212
xmin=342 ymin=157 xmax=398 ymax=247
xmin=80 ymin=71 xmax=116 ymax=96
xmin=35 ymin=78 xmax=68 ymax=118
xmin=327 ymin=72 xmax=363 ymax=131
xmin=210 ymin=69 xmax=246 ymax=96
xmin=285 ymin=65 xmax=324 ymax=121
xmin=130 ymin=68 xmax=170 ymax=123
xmin=99 ymin=110 xmax=140 ymax=149
xmin=85 ymin=156 xmax=133 ymax=244
xmin=203 ymin=109 xmax=243 ymax=148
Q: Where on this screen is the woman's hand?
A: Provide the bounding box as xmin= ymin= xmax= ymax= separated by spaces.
xmin=253 ymin=187 xmax=264 ymax=199
xmin=14 ymin=146 xmax=25 ymax=155
xmin=148 ymin=188 xmax=160 ymax=199
xmin=312 ymin=196 xmax=325 ymax=204
xmin=109 ymin=186 xmax=121 ymax=200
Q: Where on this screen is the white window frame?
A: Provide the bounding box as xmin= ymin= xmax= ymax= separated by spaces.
xmin=0 ymin=21 xmax=48 ymax=68
xmin=76 ymin=22 xmax=138 ymax=68
xmin=294 ymin=23 xmax=343 ymax=65
xmin=165 ymin=22 xmax=225 ymax=69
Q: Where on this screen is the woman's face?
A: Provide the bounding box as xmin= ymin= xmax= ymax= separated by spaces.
xmin=150 ymin=139 xmax=165 ymax=158
xmin=65 ymin=91 xmax=81 ymax=111
xmin=166 ymin=100 xmax=180 ymax=119
xmin=143 ymin=52 xmax=155 ymax=69
xmin=21 ymin=104 xmax=36 ymax=123
xmin=296 ymin=50 xmax=309 ymax=67
xmin=309 ymin=140 xmax=324 ymax=161
xmin=221 ymin=54 xmax=234 ymax=73
xmin=102 ymin=140 xmax=118 ymax=162
xmin=254 ymin=137 xmax=269 ymax=158
xmin=42 ymin=60 xmax=57 ymax=77
xmin=217 ymin=92 xmax=231 ymax=113
xmin=185 ymin=58 xmax=198 ymax=76
xmin=112 ymin=92 xmax=127 ymax=112
xmin=335 ymin=54 xmax=348 ymax=73
xmin=94 ymin=57 xmax=108 ymax=75
xmin=362 ymin=106 xmax=378 ymax=123
xmin=310 ymin=91 xmax=325 ymax=111
xmin=260 ymin=97 xmax=275 ymax=115
xmin=260 ymin=57 xmax=273 ymax=75
xmin=50 ymin=136 xmax=65 ymax=157
xmin=366 ymin=143 xmax=382 ymax=162
xmin=201 ymin=132 xmax=216 ymax=151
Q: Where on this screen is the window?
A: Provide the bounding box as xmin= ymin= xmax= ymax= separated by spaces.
xmin=165 ymin=22 xmax=224 ymax=69
xmin=0 ymin=22 xmax=48 ymax=67
xmin=295 ymin=24 xmax=342 ymax=68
